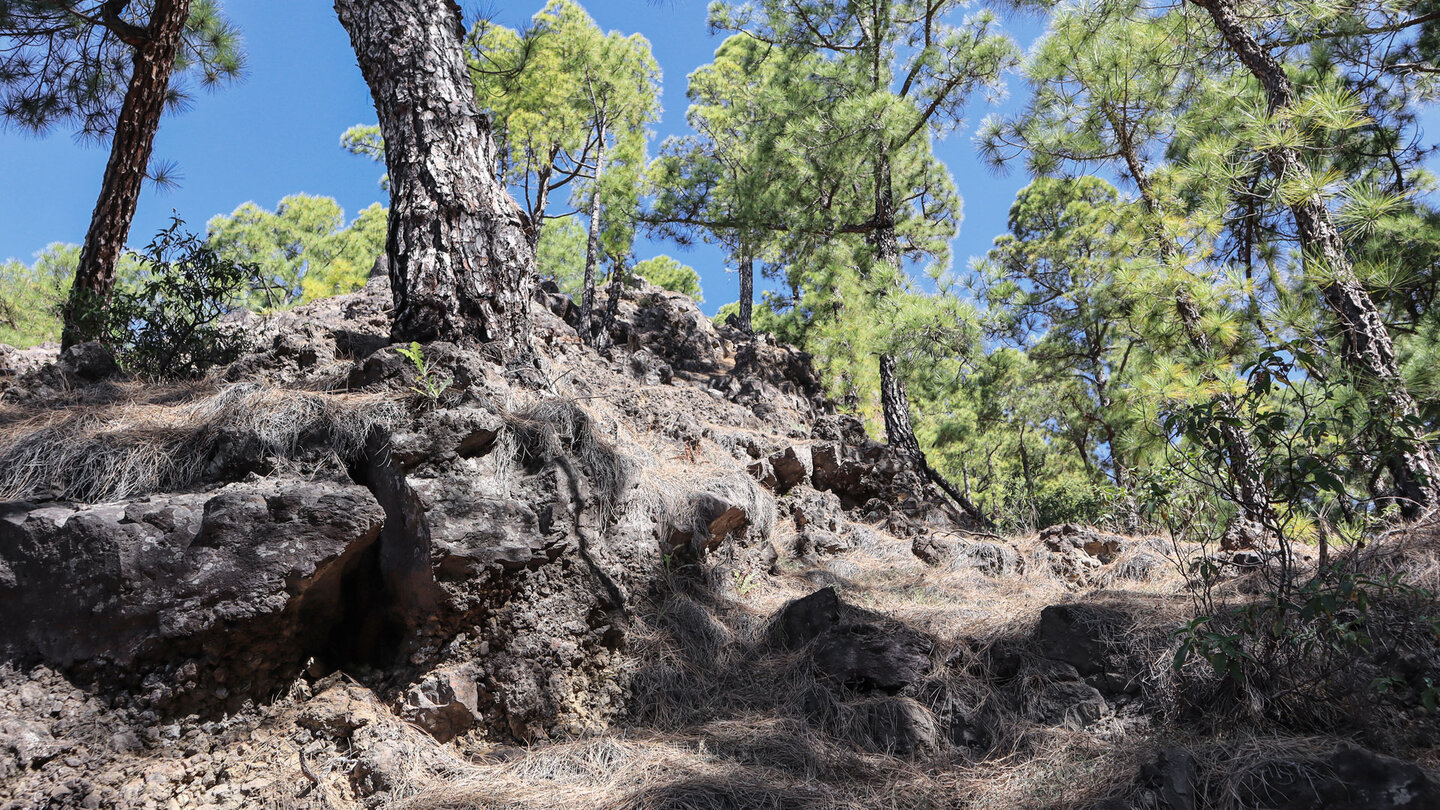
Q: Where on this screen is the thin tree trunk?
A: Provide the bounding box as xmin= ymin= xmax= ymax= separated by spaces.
xmin=1195 ymin=0 xmax=1439 ymax=515
xmin=526 ymin=161 xmax=552 ymax=254
xmin=1017 ymin=423 xmax=1036 ymax=505
xmin=580 ymin=118 xmax=606 ymax=345
xmin=869 ymin=149 xmax=988 ymax=525
xmin=1071 ymin=429 xmax=1096 ymax=477
xmin=335 ymin=0 xmax=534 ymax=362
xmin=1100 ymin=425 xmax=1125 ymax=487
xmin=738 ymin=245 xmax=754 ymax=333
xmin=596 ymin=257 xmax=625 ymax=353
xmin=880 ymin=353 xmax=991 ymax=526
xmin=1094 ymin=370 xmax=1127 ymax=488
xmin=879 ymin=355 xmax=924 ymax=461
xmin=872 ymin=151 xmax=901 ymax=270
xmin=62 ymin=0 xmax=191 ymax=349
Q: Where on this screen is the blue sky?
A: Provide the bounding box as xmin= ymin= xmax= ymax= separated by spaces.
xmin=0 ymin=0 xmax=1043 ymax=316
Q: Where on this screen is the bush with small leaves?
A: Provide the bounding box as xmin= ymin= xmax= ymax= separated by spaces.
xmin=75 ymin=217 xmax=263 ymax=379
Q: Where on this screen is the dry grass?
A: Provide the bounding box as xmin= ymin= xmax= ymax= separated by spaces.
xmin=0 ymin=382 xmax=399 ymax=502
xmin=274 ymin=514 xmax=1440 ymax=809
xmin=1352 ymin=507 xmax=1440 ymax=592
xmin=386 ymin=735 xmax=863 ymax=810
xmin=648 ymin=469 xmax=778 ymax=552
xmin=500 ymin=396 xmax=635 ymax=519
xmin=814 ymin=532 xmax=1192 ymax=645
xmin=377 ymin=547 xmax=1177 ymax=810
xmin=948 ymin=729 xmax=1145 ymax=809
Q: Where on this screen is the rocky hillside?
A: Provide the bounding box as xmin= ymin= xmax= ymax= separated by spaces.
xmin=1 ymin=278 xmax=1437 ymax=809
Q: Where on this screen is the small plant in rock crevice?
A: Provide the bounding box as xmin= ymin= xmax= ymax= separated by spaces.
xmin=731 ymin=569 xmax=758 ymax=597
xmin=397 ymin=341 xmax=453 ymax=405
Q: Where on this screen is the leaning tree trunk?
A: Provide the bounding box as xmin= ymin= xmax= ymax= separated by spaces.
xmin=879 ymin=353 xmax=990 ymax=526
xmin=1195 ymin=0 xmax=1440 ymax=514
xmin=335 ymin=0 xmax=534 ymax=362
xmin=579 ymin=119 xmax=607 ymax=346
xmin=61 ymin=0 xmax=191 ymax=349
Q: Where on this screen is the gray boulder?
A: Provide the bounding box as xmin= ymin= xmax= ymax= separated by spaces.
xmin=1237 ymin=744 xmax=1440 ymax=810
xmin=400 ymin=666 xmax=485 ymax=742
xmin=845 ymin=696 xmax=939 ymax=756
xmin=0 ymin=478 xmax=385 ymax=713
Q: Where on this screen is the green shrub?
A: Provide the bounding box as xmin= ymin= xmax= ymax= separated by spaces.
xmin=635 ymin=255 xmax=703 ymax=301
xmin=80 ymin=218 xmax=262 ymax=379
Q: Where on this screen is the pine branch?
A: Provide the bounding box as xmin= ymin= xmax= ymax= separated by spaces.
xmin=1269 ymin=10 xmax=1440 ymax=48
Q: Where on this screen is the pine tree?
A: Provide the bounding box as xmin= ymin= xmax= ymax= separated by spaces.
xmin=1191 ymin=0 xmax=1440 ymax=514
xmin=633 ymin=255 xmax=702 ymax=301
xmin=334 ymin=0 xmax=534 ymax=359
xmin=0 ymin=0 xmax=244 ymax=348
xmin=712 ymin=0 xmax=1014 ymax=505
xmin=535 ymin=215 xmax=587 ymax=295
xmin=469 ymin=0 xmax=658 ymax=346
xmin=980 ymin=177 xmax=1143 ymax=491
xmin=205 ymin=195 xmax=386 ymax=309
xmin=648 ymin=34 xmax=802 ymax=333
xmin=980 ymin=6 xmax=1276 ymax=537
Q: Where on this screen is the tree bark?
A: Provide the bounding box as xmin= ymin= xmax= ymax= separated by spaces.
xmin=579 ymin=118 xmax=606 ymax=345
xmin=1094 ymin=374 xmax=1127 ymax=489
xmin=61 ymin=0 xmax=191 ymax=349
xmin=1195 ymin=0 xmax=1439 ymax=514
xmin=871 ymin=150 xmax=901 ymax=269
xmin=526 ymin=159 xmax=552 ymax=253
xmin=596 ymin=257 xmax=625 ymax=353
xmin=869 ymin=148 xmax=989 ymax=525
xmin=335 ymin=0 xmax=534 ymax=362
xmin=1017 ymin=423 xmax=1036 ymax=505
xmin=880 ymin=353 xmax=991 ymax=526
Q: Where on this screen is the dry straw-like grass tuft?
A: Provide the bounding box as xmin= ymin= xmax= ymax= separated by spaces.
xmin=0 ymin=382 xmax=400 ymax=502
xmin=501 ymin=397 xmax=635 ymax=517
xmin=1353 ymin=507 xmax=1440 ymax=593
xmin=384 ymin=732 xmax=931 ymax=810
xmin=646 ymin=469 xmax=778 ymax=549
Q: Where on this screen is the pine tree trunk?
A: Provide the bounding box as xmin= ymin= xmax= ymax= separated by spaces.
xmin=872 ymin=151 xmax=902 ymax=269
xmin=1175 ymin=292 xmax=1273 ymax=541
xmin=1196 ymin=0 xmax=1439 ymax=514
xmin=1017 ymin=424 xmax=1037 ymax=505
xmin=871 ymin=154 xmax=916 ymax=467
xmin=870 ymin=151 xmax=988 ymax=525
xmin=597 ymin=258 xmax=624 ymax=353
xmin=738 ymin=247 xmax=754 ymax=333
xmin=335 ymin=0 xmax=534 ymax=362
xmin=879 ymin=353 xmax=990 ymax=525
xmin=526 ymin=162 xmax=552 ymax=253
xmin=1103 ymin=422 xmax=1127 ymax=489
xmin=1094 ymin=370 xmax=1127 ymax=489
xmin=61 ymin=0 xmax=191 ymax=349
xmin=879 ymin=354 xmax=923 ymax=462
xmin=580 ymin=119 xmax=606 ymax=346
